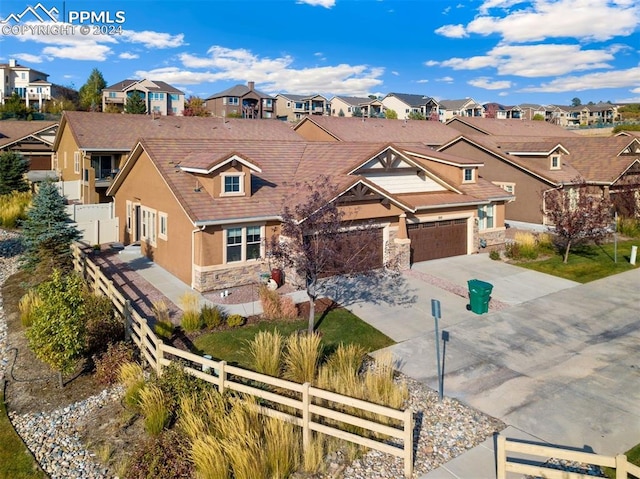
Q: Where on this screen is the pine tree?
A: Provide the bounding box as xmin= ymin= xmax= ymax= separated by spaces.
xmin=0 ymin=151 xmax=30 ymax=195
xmin=20 ymin=182 xmax=81 ymax=274
xmin=125 ymin=91 xmax=147 ymax=114
xmin=78 ymin=68 xmax=107 ymax=111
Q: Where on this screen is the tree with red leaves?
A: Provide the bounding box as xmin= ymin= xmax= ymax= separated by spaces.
xmin=269 ymin=177 xmax=382 ymax=333
xmin=544 ymin=182 xmax=613 ymax=263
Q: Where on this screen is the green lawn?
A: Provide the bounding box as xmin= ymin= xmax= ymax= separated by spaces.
xmin=0 ymin=389 xmax=47 ymax=479
xmin=193 ymin=307 xmax=395 ymax=369
xmin=604 ymin=442 xmax=640 ymax=478
xmin=515 ymin=240 xmax=640 ymax=283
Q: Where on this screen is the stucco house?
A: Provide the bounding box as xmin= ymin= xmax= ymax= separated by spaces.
xmin=381 ymin=93 xmax=440 ymax=120
xmin=106 ymin=138 xmax=512 ymax=292
xmin=439 ymin=134 xmax=640 ymax=225
xmin=329 ymin=96 xmax=384 ymax=118
xmin=274 ymin=93 xmax=330 ymax=121
xmin=102 ymin=79 xmax=185 ymax=115
xmin=204 ymin=81 xmax=276 ymax=119
xmin=438 ymin=99 xmax=484 ymax=122
xmin=53 ymin=111 xmax=302 ymax=204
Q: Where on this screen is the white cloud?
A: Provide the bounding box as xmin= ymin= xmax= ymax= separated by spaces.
xmin=13 ymin=53 xmax=44 ymax=63
xmin=424 ymin=60 xmax=440 ymax=67
xmin=119 ymin=52 xmax=139 ymax=60
xmin=434 ymin=24 xmax=467 ymax=38
xmin=439 ymin=44 xmax=618 ymax=77
xmin=120 ymin=30 xmax=185 ymax=48
xmin=467 ymin=0 xmax=640 ymax=43
xmin=478 ymin=0 xmax=525 ymax=14
xmin=391 ymin=71 xmax=399 ymax=76
xmin=521 ymin=66 xmax=640 ymax=92
xmin=416 ymin=79 xmax=429 ymax=83
xmin=468 ymin=77 xmax=512 ymax=89
xmin=436 ymin=76 xmax=454 ymax=83
xmin=296 ymin=0 xmax=335 ymax=8
xmin=42 ymin=44 xmax=112 ymax=61
xmin=498 ymin=91 xmax=509 ymax=96
xmin=137 ymin=45 xmax=384 ymax=96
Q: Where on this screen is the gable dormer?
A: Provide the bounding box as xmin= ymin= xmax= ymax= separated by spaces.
xmin=180 ymin=153 xmax=262 ymax=198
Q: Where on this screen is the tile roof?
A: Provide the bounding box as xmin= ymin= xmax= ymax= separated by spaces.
xmin=295 ymin=116 xmax=460 ymax=146
xmin=460 ymin=135 xmax=640 ymax=185
xmin=119 ymin=139 xmax=505 ymax=224
xmin=56 ymin=111 xmax=303 ymax=151
xmin=447 ymin=117 xmax=579 ymax=137
xmin=0 ymin=120 xmax=58 ymax=148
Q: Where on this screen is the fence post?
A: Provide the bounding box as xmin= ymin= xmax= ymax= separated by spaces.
xmin=302 ymin=382 xmax=311 ymax=453
xmin=496 ymin=435 xmax=507 ymax=479
xmin=218 ymin=361 xmax=226 ymax=394
xmin=403 ymin=408 xmax=414 ymax=478
xmin=123 ymin=300 xmax=132 ymax=342
xmin=616 ymin=454 xmax=628 ymax=479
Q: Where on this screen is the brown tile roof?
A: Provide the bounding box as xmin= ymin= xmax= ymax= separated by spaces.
xmin=460 ymin=135 xmax=640 ymax=185
xmin=123 ymin=139 xmax=506 ymax=224
xmin=56 ymin=111 xmax=303 ymax=151
xmin=447 ymin=117 xmax=579 ymax=137
xmin=295 ymin=116 xmax=460 ymax=146
xmin=0 ymin=120 xmax=58 ymax=148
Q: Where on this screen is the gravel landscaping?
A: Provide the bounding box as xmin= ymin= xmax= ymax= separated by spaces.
xmin=1 ymin=228 xmax=506 ymax=478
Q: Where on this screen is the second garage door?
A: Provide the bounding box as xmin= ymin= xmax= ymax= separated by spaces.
xmin=408 ymin=219 xmax=467 ymax=263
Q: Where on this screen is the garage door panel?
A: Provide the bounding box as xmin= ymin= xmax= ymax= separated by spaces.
xmin=408 ymin=219 xmax=467 ymax=263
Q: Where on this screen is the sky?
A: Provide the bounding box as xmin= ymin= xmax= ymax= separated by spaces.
xmin=0 ymin=0 xmax=639 ymax=106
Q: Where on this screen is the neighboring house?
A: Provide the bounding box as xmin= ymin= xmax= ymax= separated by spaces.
xmin=204 ymin=81 xmax=276 ymax=119
xmin=0 ymin=120 xmax=58 ymax=170
xmin=106 ymin=138 xmax=512 ymax=292
xmin=381 ymin=93 xmax=439 ymax=120
xmin=438 ymin=99 xmax=484 ymax=122
xmin=102 ymin=79 xmax=185 ymax=115
xmin=53 ymin=111 xmax=302 ymax=204
xmin=439 ymin=134 xmax=640 ymax=225
xmin=329 ymin=96 xmax=384 ymax=118
xmin=274 ymin=93 xmax=330 ymax=121
xmin=551 ymin=103 xmax=620 ymax=127
xmin=483 ymin=103 xmax=525 ymax=120
xmin=0 ymin=59 xmax=70 ymax=111
xmin=293 ymin=116 xmax=460 ymax=148
xmin=446 ymin=117 xmax=579 ymax=137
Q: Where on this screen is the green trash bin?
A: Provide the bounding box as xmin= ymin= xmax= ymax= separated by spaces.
xmin=467 ymin=279 xmax=493 ymax=314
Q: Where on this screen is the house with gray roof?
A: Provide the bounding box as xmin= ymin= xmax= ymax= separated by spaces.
xmin=102 ymin=79 xmax=185 ymax=115
xmin=438 ymin=98 xmax=484 ymax=122
xmin=329 ymin=96 xmax=384 ymax=118
xmin=204 ymin=81 xmax=276 ymax=119
xmin=381 ymin=93 xmax=440 ymax=120
xmin=274 ymin=93 xmax=330 ymax=121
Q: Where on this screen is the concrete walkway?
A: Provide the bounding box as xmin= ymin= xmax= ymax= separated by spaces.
xmin=117 ymin=248 xmax=640 ymax=478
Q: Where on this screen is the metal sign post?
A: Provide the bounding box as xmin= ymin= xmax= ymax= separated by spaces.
xmin=431 ymin=299 xmax=443 ymax=401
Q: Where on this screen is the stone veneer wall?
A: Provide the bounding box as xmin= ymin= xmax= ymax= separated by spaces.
xmin=194 ymin=262 xmax=268 ymax=292
xmin=478 ymin=229 xmax=506 ymax=253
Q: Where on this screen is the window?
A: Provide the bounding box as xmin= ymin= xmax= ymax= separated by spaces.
xmin=227 ymin=97 xmax=239 ymax=105
xmin=263 ymin=99 xmax=272 ymax=107
xmin=463 ymin=168 xmax=475 ymax=183
xmin=226 ymin=228 xmax=242 ymax=262
xmin=52 ymin=153 xmax=58 ymax=170
xmin=551 ymin=155 xmax=561 ymax=169
xmin=158 ymin=212 xmax=168 ymax=240
xmin=170 ymin=94 xmax=179 ymax=101
xmin=295 ymin=102 xmax=304 ymax=110
xmin=63 ymin=152 xmax=67 ymax=169
xmin=141 ymin=207 xmax=157 ymax=245
xmin=493 ymin=182 xmax=515 ymax=194
xmin=74 ymin=151 xmax=81 ymax=174
xmin=149 ymin=92 xmax=165 ymax=100
xmin=287 ymin=101 xmax=291 ymax=108
xmin=222 ymin=173 xmax=245 ymax=196
xmin=225 ymin=226 xmax=263 ymax=263
xmin=478 ymin=204 xmax=494 ymax=230
xmin=109 ymin=92 xmax=117 ymax=98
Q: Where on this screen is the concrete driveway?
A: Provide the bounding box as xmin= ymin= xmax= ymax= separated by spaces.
xmin=327 ymin=253 xmax=640 ymax=471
